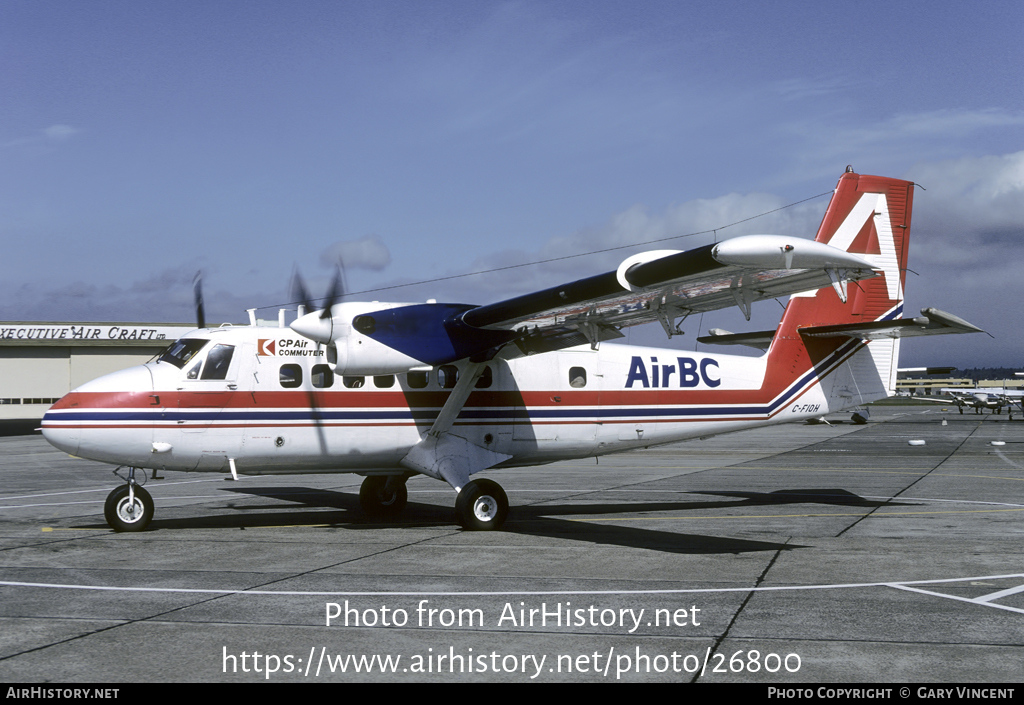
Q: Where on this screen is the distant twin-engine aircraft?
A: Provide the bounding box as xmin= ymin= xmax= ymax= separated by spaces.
xmin=42 ymin=169 xmax=983 ymax=532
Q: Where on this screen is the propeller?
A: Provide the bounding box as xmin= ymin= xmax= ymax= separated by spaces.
xmin=193 ymin=271 xmax=206 ymax=330
xmin=291 ymin=262 xmax=346 ymax=319
xmin=321 ymin=262 xmax=346 ymax=319
xmin=290 ymin=262 xmax=346 ymax=344
xmin=288 ymin=260 xmax=347 ymax=456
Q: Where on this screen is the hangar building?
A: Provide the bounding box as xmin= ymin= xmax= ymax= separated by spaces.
xmin=0 ymin=321 xmax=196 ymax=434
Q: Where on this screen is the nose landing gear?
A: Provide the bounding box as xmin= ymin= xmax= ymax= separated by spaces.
xmin=104 ymin=468 xmax=154 ymax=532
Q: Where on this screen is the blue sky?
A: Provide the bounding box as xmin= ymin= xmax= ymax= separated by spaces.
xmin=2 ymin=1 xmax=1023 ymax=366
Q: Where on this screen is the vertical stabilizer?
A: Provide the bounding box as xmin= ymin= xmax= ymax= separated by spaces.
xmin=769 ymin=171 xmax=914 ymax=410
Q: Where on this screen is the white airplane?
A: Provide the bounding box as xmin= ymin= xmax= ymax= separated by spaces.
xmin=935 ymin=389 xmax=1020 ymax=415
xmin=41 ymin=170 xmax=984 ymax=532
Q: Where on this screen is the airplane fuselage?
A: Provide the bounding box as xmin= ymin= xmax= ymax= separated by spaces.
xmin=41 ymin=323 xmax=835 ymax=477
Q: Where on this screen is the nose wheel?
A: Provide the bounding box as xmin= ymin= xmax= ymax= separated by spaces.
xmin=455 ymin=479 xmax=508 ymax=531
xmin=104 ymin=484 xmax=154 ymax=532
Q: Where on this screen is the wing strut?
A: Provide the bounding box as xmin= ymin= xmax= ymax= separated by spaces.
xmin=400 ymin=361 xmax=512 ymax=492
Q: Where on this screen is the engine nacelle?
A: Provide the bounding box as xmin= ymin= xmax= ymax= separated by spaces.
xmin=292 ymin=301 xmax=518 ymax=375
xmin=330 ymin=331 xmax=429 ymax=376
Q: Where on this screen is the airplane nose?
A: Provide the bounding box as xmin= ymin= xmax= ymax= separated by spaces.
xmin=42 ymin=364 xmax=156 ymax=458
xmin=41 ymin=422 xmax=80 ymax=456
xmin=290 ymin=311 xmax=334 ymax=344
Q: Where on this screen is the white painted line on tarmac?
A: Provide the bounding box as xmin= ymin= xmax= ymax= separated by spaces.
xmin=1 ymin=572 xmax=1022 ymax=600
xmin=887 ymin=584 xmax=1024 ymax=615
xmin=0 ymin=477 xmax=224 ymax=501
xmin=973 ymin=582 xmax=1024 ymax=603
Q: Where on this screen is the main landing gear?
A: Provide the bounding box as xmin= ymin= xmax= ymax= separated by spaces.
xmin=104 ymin=468 xmax=154 ymax=532
xmin=455 ymin=479 xmax=509 ymax=531
xmin=358 ymin=475 xmax=510 ymax=531
xmin=359 ymin=475 xmax=409 ymax=517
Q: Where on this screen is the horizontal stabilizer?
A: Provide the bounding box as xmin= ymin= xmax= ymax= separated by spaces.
xmin=798 ymin=308 xmax=985 ymax=340
xmin=696 ymin=328 xmax=776 ymax=350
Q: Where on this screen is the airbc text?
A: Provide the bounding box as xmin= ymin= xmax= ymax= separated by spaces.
xmin=626 ymin=356 xmax=721 ymax=389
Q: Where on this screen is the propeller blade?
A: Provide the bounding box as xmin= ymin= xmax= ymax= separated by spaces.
xmin=193 ymin=272 xmax=205 ymax=330
xmin=290 ymin=268 xmax=314 ymax=312
xmin=319 ymin=261 xmax=347 ymax=319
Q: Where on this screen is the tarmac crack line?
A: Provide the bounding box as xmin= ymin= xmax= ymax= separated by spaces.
xmin=690 ymin=539 xmax=788 ymax=684
xmin=834 ymin=419 xmax=984 ymax=538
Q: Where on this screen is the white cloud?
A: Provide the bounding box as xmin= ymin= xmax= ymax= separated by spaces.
xmin=781 ymin=109 xmax=1024 ymax=182
xmin=2 ymin=124 xmax=82 ymax=149
xmin=42 ymin=124 xmax=81 ymax=141
xmin=908 ymin=150 xmax=1024 ymax=230
xmin=319 ymin=234 xmax=391 ymax=271
xmin=413 ymin=189 xmax=830 ymax=306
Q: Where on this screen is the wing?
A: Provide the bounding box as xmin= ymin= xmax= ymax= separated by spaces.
xmin=461 ymin=235 xmax=878 ymax=353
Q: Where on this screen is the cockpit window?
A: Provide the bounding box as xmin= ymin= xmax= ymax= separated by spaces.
xmin=201 ymin=344 xmax=235 ymax=380
xmin=159 ymin=339 xmax=209 ymax=369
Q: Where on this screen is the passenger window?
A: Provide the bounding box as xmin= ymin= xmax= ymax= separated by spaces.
xmin=475 ymin=365 xmax=493 ymax=389
xmin=407 ymin=371 xmax=429 ymax=389
xmin=374 ymin=375 xmax=395 ymax=388
xmin=201 ymin=344 xmax=235 ymax=380
xmin=343 ymin=376 xmax=365 ymax=389
xmin=438 ymin=365 xmax=459 ymax=389
xmin=280 ymin=364 xmax=302 ymax=388
xmin=312 ymin=364 xmax=334 ymax=388
xmin=569 ymin=367 xmax=587 ymax=388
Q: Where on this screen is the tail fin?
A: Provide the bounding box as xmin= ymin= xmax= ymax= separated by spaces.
xmin=770 ymin=170 xmax=915 ymax=409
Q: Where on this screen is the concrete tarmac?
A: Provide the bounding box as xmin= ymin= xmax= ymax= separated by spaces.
xmin=0 ymin=405 xmax=1021 ymax=683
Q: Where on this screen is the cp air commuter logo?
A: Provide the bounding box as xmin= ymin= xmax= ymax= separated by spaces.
xmin=257 ymin=339 xmax=276 ymax=356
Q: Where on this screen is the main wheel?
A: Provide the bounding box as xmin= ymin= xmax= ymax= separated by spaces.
xmin=455 ymin=479 xmax=508 ymax=531
xmin=359 ymin=475 xmax=408 ymax=517
xmin=104 ymin=485 xmax=154 ymax=532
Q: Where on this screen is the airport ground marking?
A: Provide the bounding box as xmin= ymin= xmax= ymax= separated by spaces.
xmin=566 ymin=507 xmax=1024 ymax=523
xmin=717 ymin=466 xmax=1024 ymax=483
xmin=0 ymin=477 xmax=227 ymax=502
xmin=887 ymin=584 xmax=1024 ymax=615
xmin=1 ymin=572 xmax=1022 ymax=600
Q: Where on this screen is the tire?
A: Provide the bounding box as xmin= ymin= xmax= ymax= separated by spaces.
xmin=455 ymin=479 xmax=508 ymax=531
xmin=359 ymin=475 xmax=408 ymax=517
xmin=104 ymin=485 xmax=154 ymax=532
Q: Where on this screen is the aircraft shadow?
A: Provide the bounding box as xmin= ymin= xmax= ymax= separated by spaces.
xmin=104 ymin=484 xmax=853 ymax=555
xmin=683 ymin=488 xmax=917 ymax=508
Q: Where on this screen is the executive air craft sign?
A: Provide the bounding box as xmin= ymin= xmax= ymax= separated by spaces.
xmin=0 ymin=324 xmax=193 ymax=345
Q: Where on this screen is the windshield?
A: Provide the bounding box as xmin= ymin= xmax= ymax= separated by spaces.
xmin=158 ymin=338 xmax=209 ymax=369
